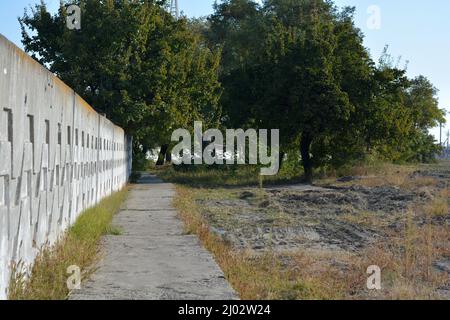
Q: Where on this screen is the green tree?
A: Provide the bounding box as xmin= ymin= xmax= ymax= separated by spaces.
xmin=19 ymin=0 xmax=222 ymax=166
xmin=364 ymin=51 xmax=445 ymax=163
xmin=207 ymin=0 xmax=445 ymax=181
xmin=403 ymin=76 xmax=445 ymax=162
xmin=206 ymin=0 xmax=264 ymax=128
xmin=208 ymin=0 xmax=373 ymax=182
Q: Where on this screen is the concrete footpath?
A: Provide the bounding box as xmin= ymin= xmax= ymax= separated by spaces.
xmin=70 ymin=173 xmax=236 ymax=300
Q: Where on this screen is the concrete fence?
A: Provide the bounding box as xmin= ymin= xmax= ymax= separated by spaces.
xmin=0 ymin=34 xmax=132 ymax=299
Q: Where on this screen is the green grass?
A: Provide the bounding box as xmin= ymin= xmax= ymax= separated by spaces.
xmin=8 ymin=188 xmax=129 ymax=300
xmin=154 ymin=164 xmax=304 ymax=188
xmin=104 ymin=225 xmax=124 ymax=236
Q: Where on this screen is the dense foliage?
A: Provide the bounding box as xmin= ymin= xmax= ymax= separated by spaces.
xmin=20 ymin=0 xmax=222 ymax=166
xmin=205 ymin=0 xmax=445 ymax=181
xmin=20 ymin=0 xmax=446 ymax=180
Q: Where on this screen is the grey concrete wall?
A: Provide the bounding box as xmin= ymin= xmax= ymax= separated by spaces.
xmin=0 ymin=34 xmax=132 ymax=299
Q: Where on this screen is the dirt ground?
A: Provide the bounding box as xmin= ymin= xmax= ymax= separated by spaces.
xmin=195 ymin=162 xmax=450 ymax=299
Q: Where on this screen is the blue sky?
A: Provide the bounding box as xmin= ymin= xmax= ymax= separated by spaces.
xmin=1 ymin=0 xmax=449 ymax=140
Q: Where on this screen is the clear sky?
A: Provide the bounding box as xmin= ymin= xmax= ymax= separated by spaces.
xmin=1 ymin=0 xmax=449 ymax=141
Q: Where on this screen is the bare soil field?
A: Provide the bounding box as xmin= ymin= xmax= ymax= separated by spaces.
xmin=176 ymin=162 xmax=449 ymax=299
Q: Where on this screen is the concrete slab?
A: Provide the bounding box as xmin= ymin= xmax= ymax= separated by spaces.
xmin=70 ymin=173 xmax=237 ymax=300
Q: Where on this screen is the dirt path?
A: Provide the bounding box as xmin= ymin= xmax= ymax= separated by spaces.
xmin=70 ymin=173 xmax=236 ymax=300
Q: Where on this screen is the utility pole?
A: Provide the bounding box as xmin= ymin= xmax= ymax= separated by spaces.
xmin=447 ymin=129 xmax=449 ymax=149
xmin=440 ymin=121 xmax=443 ymax=146
xmin=170 ymin=0 xmax=179 ymax=19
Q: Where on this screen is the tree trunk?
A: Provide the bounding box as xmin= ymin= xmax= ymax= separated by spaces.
xmin=300 ymin=133 xmax=313 ymax=184
xmin=156 ymin=144 xmax=169 ymax=166
xmin=279 ymin=151 xmax=286 ymax=170
xmin=165 ymin=147 xmax=172 ymax=163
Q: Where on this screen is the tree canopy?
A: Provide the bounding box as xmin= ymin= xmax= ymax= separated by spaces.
xmin=20 ymin=0 xmax=222 ymax=165
xmin=205 ymin=0 xmax=445 ymax=181
xmin=20 ymin=0 xmax=446 ymax=179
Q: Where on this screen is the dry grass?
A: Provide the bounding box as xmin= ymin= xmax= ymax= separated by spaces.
xmin=428 ymin=190 xmax=450 ymax=217
xmin=358 ymin=175 xmax=439 ymax=190
xmin=170 ymin=162 xmax=449 ymax=300
xmin=339 ymin=211 xmax=395 ymax=228
xmin=357 ymin=214 xmax=449 ymax=299
xmin=174 ymin=185 xmax=352 ymax=300
xmin=323 ymin=197 xmax=448 ymax=299
xmin=339 ymin=163 xmax=443 ymax=193
xmin=336 ymin=162 xmax=417 ymax=178
xmin=330 ymin=162 xmax=440 ymax=191
xmin=8 ymin=188 xmax=128 ymax=300
xmin=351 ymin=186 xmax=449 ymax=299
xmin=337 ymin=163 xmax=449 ymax=299
xmin=317 ymin=163 xmax=409 ymax=189
xmin=285 ymin=205 xmax=448 ymax=300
